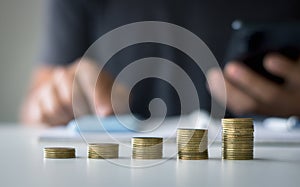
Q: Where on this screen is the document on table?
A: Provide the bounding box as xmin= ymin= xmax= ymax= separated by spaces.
xmin=38 ymin=111 xmax=216 ymax=142
xmin=38 ymin=111 xmax=300 ymax=143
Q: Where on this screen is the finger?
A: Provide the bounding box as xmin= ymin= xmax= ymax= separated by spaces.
xmin=208 ymin=69 xmax=296 ymax=117
xmin=264 ymin=54 xmax=300 ymax=86
xmin=73 ymin=59 xmax=113 ymax=116
xmin=95 ymin=71 xmax=114 ymax=116
xmin=110 ymin=83 xmax=131 ymax=115
xmin=207 ymin=68 xmax=227 ymax=106
xmin=38 ymin=82 xmax=73 ymax=126
xmin=207 ymin=68 xmax=257 ymax=115
xmin=52 ymin=68 xmax=74 ymax=116
xmin=225 ymin=62 xmax=283 ymax=104
xmin=24 ymin=92 xmax=45 ymax=125
xmin=67 ymin=62 xmax=93 ymax=116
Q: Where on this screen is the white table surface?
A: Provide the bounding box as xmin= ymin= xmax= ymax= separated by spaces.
xmin=1 ymin=124 xmax=300 ymax=187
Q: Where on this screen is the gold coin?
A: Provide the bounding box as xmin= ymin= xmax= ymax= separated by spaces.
xmin=44 ymin=147 xmax=75 ymax=152
xmin=176 ymin=128 xmax=209 ymax=159
xmin=88 ymin=143 xmax=119 ymax=159
xmin=222 ymin=118 xmax=253 ymax=122
xmin=44 ymin=147 xmax=76 ymax=159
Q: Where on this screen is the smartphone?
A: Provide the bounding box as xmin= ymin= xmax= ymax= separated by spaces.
xmin=225 ymin=21 xmax=300 ymax=84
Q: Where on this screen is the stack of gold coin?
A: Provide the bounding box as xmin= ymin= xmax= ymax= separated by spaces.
xmin=132 ymin=137 xmax=163 ymax=159
xmin=222 ymin=118 xmax=254 ymax=160
xmin=88 ymin=143 xmax=119 ymax=159
xmin=177 ymin=128 xmax=208 ymax=160
xmin=44 ymin=147 xmax=76 ymax=159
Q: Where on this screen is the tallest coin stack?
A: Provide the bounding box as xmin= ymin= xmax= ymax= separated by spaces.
xmin=222 ymin=118 xmax=254 ymax=160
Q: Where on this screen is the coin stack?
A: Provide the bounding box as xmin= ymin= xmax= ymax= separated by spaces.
xmin=132 ymin=137 xmax=163 ymax=159
xmin=44 ymin=147 xmax=76 ymax=159
xmin=222 ymin=118 xmax=254 ymax=160
xmin=88 ymin=143 xmax=119 ymax=159
xmin=177 ymin=128 xmax=208 ymax=160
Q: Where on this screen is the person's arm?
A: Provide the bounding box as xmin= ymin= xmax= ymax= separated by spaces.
xmin=21 ymin=0 xmax=131 ymax=126
xmin=21 ymin=64 xmax=78 ymax=126
xmin=20 ymin=59 xmax=118 ymax=126
xmin=20 ymin=0 xmax=98 ymax=126
xmin=207 ymin=53 xmax=300 ymax=117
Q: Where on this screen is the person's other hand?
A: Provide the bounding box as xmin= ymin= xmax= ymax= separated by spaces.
xmin=21 ymin=59 xmax=127 ymax=126
xmin=207 ymin=53 xmax=300 ymax=117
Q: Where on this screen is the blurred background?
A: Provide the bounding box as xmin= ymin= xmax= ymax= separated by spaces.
xmin=0 ymin=0 xmax=43 ymax=122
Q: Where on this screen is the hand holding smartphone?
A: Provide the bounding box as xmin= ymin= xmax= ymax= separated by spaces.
xmin=225 ymin=21 xmax=300 ymax=84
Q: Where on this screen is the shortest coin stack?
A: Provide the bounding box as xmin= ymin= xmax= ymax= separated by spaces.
xmin=44 ymin=147 xmax=76 ymax=159
xmin=132 ymin=137 xmax=163 ymax=159
xmin=222 ymin=118 xmax=254 ymax=160
xmin=88 ymin=143 xmax=119 ymax=159
xmin=177 ymin=129 xmax=209 ymax=160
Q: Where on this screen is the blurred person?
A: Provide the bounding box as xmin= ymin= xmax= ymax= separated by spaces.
xmin=21 ymin=0 xmax=300 ymax=126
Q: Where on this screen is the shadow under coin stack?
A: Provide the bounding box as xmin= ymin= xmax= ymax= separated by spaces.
xmin=222 ymin=118 xmax=254 ymax=160
xmin=88 ymin=143 xmax=119 ymax=159
xmin=177 ymin=129 xmax=208 ymax=160
xmin=132 ymin=137 xmax=163 ymax=159
xmin=44 ymin=147 xmax=76 ymax=159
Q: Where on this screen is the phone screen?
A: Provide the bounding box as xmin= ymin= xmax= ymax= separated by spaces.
xmin=225 ymin=21 xmax=300 ymax=84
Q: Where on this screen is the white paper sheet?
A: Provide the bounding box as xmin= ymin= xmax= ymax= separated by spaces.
xmin=38 ymin=111 xmax=300 ymax=143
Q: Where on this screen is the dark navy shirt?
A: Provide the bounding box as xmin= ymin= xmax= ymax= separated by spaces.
xmin=40 ymin=0 xmax=300 ymax=118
